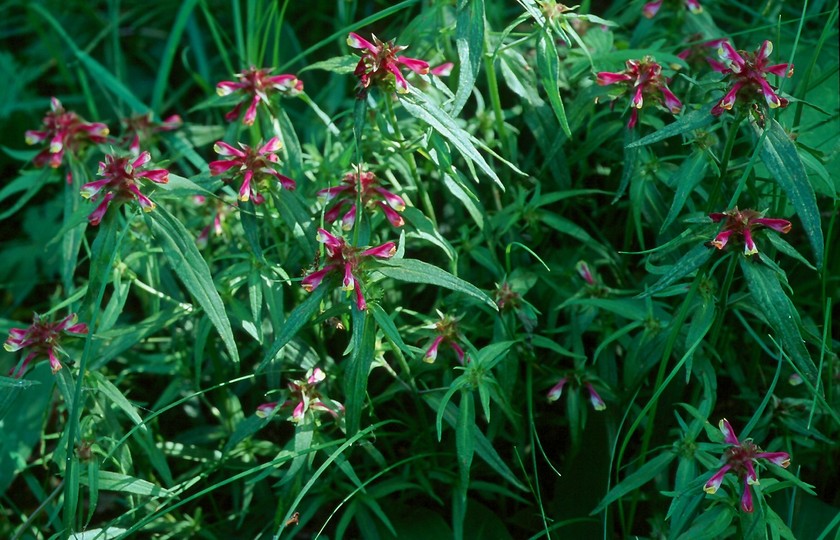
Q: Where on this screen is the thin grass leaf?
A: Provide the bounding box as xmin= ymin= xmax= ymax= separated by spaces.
xmin=151 ymin=0 xmax=199 ymax=112
xmin=626 ymin=106 xmax=714 ymax=148
xmin=661 ymin=151 xmax=709 ymax=232
xmin=639 ymin=244 xmax=713 ymax=298
xmin=591 ymin=451 xmax=677 ymax=514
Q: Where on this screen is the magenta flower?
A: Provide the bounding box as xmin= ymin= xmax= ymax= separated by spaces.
xmin=5 ymin=313 xmax=88 ymax=377
xmin=301 ymin=229 xmax=396 ymax=311
xmin=256 ymin=367 xmax=344 ymax=423
xmin=209 ymin=137 xmax=296 ymax=205
xmin=596 ymin=56 xmax=682 ymax=129
xmin=710 ymin=40 xmax=793 ymax=116
xmin=25 ymin=97 xmax=109 ymax=169
xmin=494 ymin=282 xmax=521 ymax=312
xmin=216 ymin=67 xmax=302 ymax=125
xmin=80 ymin=151 xmax=170 ymax=225
xmin=424 ymin=312 xmax=467 ymax=364
xmin=547 ymin=374 xmax=607 ymax=411
xmin=318 ymin=168 xmax=406 ymax=230
xmin=120 ymin=112 xmax=182 ymax=154
xmin=347 ymin=32 xmax=430 ymax=95
xmin=430 ymin=62 xmax=454 ymax=77
xmin=643 ymin=0 xmax=702 ymax=18
xmin=576 ymin=261 xmax=596 ymax=286
xmin=193 ymin=195 xmax=232 ymax=249
xmin=708 ymin=208 xmax=792 ymax=256
xmin=704 ymin=419 xmax=791 ymax=512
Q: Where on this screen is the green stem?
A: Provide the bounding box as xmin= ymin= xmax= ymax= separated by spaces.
xmin=707 ymin=253 xmax=738 ymax=351
xmin=706 ymin=115 xmax=743 ymax=212
xmin=626 ymin=274 xmax=701 ymax=533
xmin=63 ymin=211 xmax=133 ymax=533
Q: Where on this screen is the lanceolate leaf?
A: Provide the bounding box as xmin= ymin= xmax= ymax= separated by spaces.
xmin=345 ymin=307 xmax=377 ymax=437
xmin=639 ymin=243 xmax=713 ymax=298
xmin=661 ymin=151 xmax=709 ymax=232
xmin=451 ymin=0 xmax=485 ymax=116
xmin=258 ymin=283 xmax=329 ymax=372
xmin=536 ymin=29 xmax=572 ymax=137
xmin=401 ymin=92 xmax=502 ymax=188
xmin=626 ymin=106 xmax=714 ymax=148
xmin=377 ymin=258 xmax=497 ymax=310
xmin=147 ymin=206 xmax=239 ymax=365
xmin=591 ymin=451 xmax=677 ymax=514
xmin=757 ymin=119 xmax=824 ymax=269
xmin=740 ymin=258 xmax=818 ymax=386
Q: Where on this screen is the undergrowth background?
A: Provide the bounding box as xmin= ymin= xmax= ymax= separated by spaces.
xmin=1 ymin=0 xmax=838 ymax=538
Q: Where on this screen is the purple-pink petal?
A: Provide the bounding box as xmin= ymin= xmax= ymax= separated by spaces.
xmin=547 ymin=377 xmax=567 ymax=402
xmin=756 ymin=451 xmax=790 ymax=468
xmin=740 ymin=480 xmax=754 ymax=512
xmin=703 ymin=464 xmax=732 ymax=494
xmin=751 ymin=218 xmax=791 ymax=233
xmin=397 ymin=56 xmax=430 ymax=75
xmin=347 ymin=32 xmax=377 ymax=53
xmin=719 ymin=418 xmax=739 ymax=445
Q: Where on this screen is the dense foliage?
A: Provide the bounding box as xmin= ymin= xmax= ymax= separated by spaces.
xmin=1 ymin=0 xmax=838 ymax=538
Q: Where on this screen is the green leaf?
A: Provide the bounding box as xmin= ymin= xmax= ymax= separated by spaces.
xmin=536 ymin=30 xmax=572 ymax=137
xmin=81 ymin=471 xmax=172 ymax=498
xmin=639 ymin=243 xmax=713 ymax=298
xmin=758 ymin=119 xmax=824 ymax=269
xmin=451 ymin=0 xmax=485 ymax=115
xmin=345 ymin=308 xmax=377 ymax=436
xmin=151 ymin=0 xmax=199 ymax=112
xmin=299 ymin=55 xmax=358 ymax=74
xmin=424 ymin=393 xmax=526 ymax=491
xmin=626 ymin=105 xmax=714 ymax=148
xmin=675 ymin=505 xmax=735 ymax=540
xmin=89 ymin=372 xmax=147 ymax=433
xmin=401 ymin=92 xmax=503 ymax=188
xmin=370 ymin=303 xmax=411 ymax=355
xmin=591 ymin=451 xmax=677 ymax=514
xmin=81 ymin=210 xmax=120 ymax=322
xmin=146 ymin=206 xmax=239 ymax=365
xmin=661 ymin=151 xmax=709 ymax=232
xmin=258 ymin=284 xmax=328 ymax=372
xmin=377 ymin=258 xmax=497 ymax=310
xmin=740 ymin=258 xmax=818 ymax=386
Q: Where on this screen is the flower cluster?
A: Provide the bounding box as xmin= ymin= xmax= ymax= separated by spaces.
xmin=301 ymin=229 xmax=396 ymax=311
xmin=642 ymin=0 xmax=702 ymax=18
xmin=710 ymin=40 xmax=793 ymax=116
xmin=120 ymin=112 xmax=182 ymax=154
xmin=707 ymin=207 xmax=792 ymax=256
xmin=547 ymin=375 xmax=607 ymax=411
xmin=5 ymin=313 xmax=88 ymax=377
xmin=80 ymin=151 xmax=170 ymax=225
xmin=318 ymin=168 xmax=406 ymax=229
xmin=347 ymin=32 xmax=430 ymax=95
xmin=704 ymin=419 xmax=791 ymax=512
xmin=256 ymin=367 xmax=343 ymax=423
xmin=424 ymin=312 xmax=467 ymax=364
xmin=25 ymin=97 xmax=109 ymax=169
xmin=209 ymin=137 xmax=296 ymax=204
xmin=216 ymin=67 xmax=302 ymax=125
xmin=596 ymin=56 xmax=682 ymax=129
xmin=194 ymin=195 xmax=233 ymax=249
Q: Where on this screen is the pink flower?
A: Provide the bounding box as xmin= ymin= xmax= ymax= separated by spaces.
xmin=318 ymin=168 xmax=406 ymax=229
xmin=708 ymin=208 xmax=792 ymax=256
xmin=494 ymin=282 xmax=521 ymax=311
xmin=643 ymin=0 xmax=702 ymax=18
xmin=120 ymin=112 xmax=182 ymax=154
xmin=430 ymin=62 xmax=454 ymax=77
xmin=423 ymin=312 xmax=467 ymax=364
xmin=596 ymin=56 xmax=682 ymax=128
xmin=25 ymin=97 xmax=109 ymax=169
xmin=704 ymin=419 xmax=791 ymax=512
xmin=347 ymin=32 xmax=430 ymax=95
xmin=5 ymin=313 xmax=89 ymax=377
xmin=256 ymin=367 xmax=344 ymax=423
xmin=301 ymin=229 xmax=396 ymax=311
xmin=209 ymin=137 xmax=296 ymax=205
xmin=547 ymin=373 xmax=607 ymax=411
xmin=710 ymin=40 xmax=793 ymax=116
xmin=193 ymin=195 xmax=232 ymax=249
xmin=216 ymin=67 xmax=302 ymax=125
xmin=80 ymin=151 xmax=170 ymax=225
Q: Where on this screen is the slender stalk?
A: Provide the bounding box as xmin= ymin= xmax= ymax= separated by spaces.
xmin=706 ymin=115 xmax=744 ymax=212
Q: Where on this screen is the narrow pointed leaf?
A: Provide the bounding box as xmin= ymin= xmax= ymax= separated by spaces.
xmin=757 ymin=119 xmax=824 ymax=269
xmin=377 ymin=258 xmax=496 ymax=310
